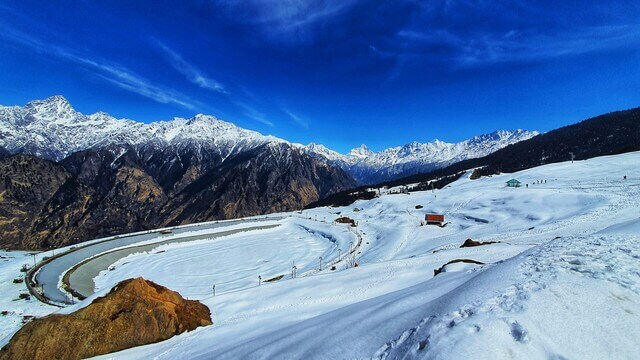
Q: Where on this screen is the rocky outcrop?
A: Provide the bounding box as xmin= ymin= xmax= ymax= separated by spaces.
xmin=433 ymin=259 xmax=484 ymax=276
xmin=460 ymin=239 xmax=498 ymax=248
xmin=0 ymin=278 xmax=212 ymax=360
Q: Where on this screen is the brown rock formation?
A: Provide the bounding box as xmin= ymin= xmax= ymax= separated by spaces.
xmin=0 ymin=278 xmax=212 ymax=360
xmin=460 ymin=238 xmax=498 ymax=248
xmin=335 ymin=216 xmax=356 ymax=227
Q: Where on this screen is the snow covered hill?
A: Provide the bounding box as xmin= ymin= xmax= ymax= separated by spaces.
xmin=1 ymin=151 xmax=638 ymax=359
xmin=305 ymin=130 xmax=538 ymax=184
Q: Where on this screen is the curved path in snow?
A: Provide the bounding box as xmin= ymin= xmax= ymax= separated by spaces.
xmin=30 ymin=216 xmax=284 ymax=305
xmin=65 ymin=224 xmax=280 ymax=300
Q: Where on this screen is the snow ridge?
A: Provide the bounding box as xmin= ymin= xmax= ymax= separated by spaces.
xmin=0 ymin=96 xmax=283 ymax=161
xmin=304 ymin=130 xmax=539 ymax=184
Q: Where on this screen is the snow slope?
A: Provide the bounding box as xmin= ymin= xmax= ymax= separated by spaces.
xmin=1 ymin=151 xmax=638 ymax=359
xmin=92 ymin=219 xmax=357 ymax=298
xmin=0 ymin=251 xmax=58 ymax=345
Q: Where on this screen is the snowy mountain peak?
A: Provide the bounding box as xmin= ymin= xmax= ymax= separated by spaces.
xmin=469 ymin=129 xmax=539 ymax=144
xmin=24 ymin=95 xmax=77 ymax=122
xmin=187 ymin=113 xmax=220 ymax=125
xmin=349 ymin=144 xmax=374 ymax=158
xmin=1 ymin=96 xmax=538 ymax=185
xmin=26 ymin=95 xmax=71 ymax=108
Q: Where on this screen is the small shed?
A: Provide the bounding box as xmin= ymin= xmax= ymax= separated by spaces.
xmin=425 ymin=213 xmax=445 ymax=225
xmin=506 ymin=179 xmax=522 ymax=188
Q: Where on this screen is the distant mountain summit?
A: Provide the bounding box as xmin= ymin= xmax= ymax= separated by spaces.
xmin=305 ymin=129 xmax=538 ymax=184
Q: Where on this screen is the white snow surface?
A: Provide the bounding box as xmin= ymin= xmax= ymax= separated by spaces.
xmin=92 ymin=219 xmax=357 ymax=298
xmin=0 ymin=251 xmax=58 ymax=345
xmin=1 ymin=151 xmax=639 ymax=359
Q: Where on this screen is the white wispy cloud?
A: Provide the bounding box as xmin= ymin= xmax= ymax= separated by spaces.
xmin=283 ymin=108 xmax=309 ymax=128
xmin=456 ymin=25 xmax=640 ymax=66
xmin=214 ymin=0 xmax=361 ymax=41
xmin=0 ymin=27 xmax=201 ymax=110
xmin=154 ymin=41 xmax=227 ymax=94
xmin=235 ymin=102 xmax=274 ymax=127
xmin=368 ymin=0 xmax=640 ymax=80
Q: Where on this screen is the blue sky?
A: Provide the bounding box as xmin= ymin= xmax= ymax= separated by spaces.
xmin=1 ymin=1 xmax=639 ymax=153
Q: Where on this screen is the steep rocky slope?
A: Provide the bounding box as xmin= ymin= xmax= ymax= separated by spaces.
xmin=0 ymin=278 xmax=211 ymax=360
xmin=0 ymin=142 xmax=355 ymax=249
xmin=0 ymin=156 xmax=72 ymax=249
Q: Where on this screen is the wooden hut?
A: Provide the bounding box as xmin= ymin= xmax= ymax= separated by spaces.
xmin=425 ymin=213 xmax=445 ymax=226
xmin=506 ymin=179 xmax=522 ymax=188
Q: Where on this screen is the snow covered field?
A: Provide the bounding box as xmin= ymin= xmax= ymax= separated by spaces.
xmin=1 ymin=152 xmax=639 ymax=359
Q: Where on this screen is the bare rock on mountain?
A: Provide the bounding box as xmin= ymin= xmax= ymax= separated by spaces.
xmin=0 ymin=143 xmax=355 ymax=250
xmin=0 ymin=278 xmax=212 ymax=360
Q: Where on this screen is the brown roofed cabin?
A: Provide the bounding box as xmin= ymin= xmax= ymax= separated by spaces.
xmin=425 ymin=213 xmax=445 ymax=226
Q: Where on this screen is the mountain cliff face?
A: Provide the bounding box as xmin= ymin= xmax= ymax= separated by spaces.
xmin=0 ymin=142 xmax=354 ymax=249
xmin=0 ymin=155 xmax=72 ymax=249
xmin=305 ymin=130 xmax=538 ymax=184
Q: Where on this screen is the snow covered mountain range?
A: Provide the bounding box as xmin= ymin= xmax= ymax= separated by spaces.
xmin=0 ymin=95 xmax=279 ymax=162
xmin=0 ymin=96 xmax=537 ymax=184
xmin=306 ymin=130 xmax=538 ymax=184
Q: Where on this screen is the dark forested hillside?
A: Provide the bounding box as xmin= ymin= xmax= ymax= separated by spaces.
xmin=309 ymin=107 xmax=640 ymax=208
